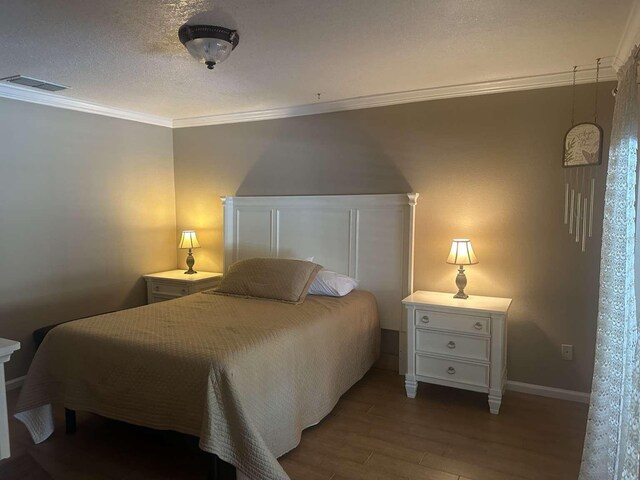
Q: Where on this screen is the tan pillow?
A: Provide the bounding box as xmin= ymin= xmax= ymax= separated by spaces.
xmin=212 ymin=258 xmax=323 ymax=304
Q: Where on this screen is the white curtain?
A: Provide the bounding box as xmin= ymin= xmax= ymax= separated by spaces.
xmin=579 ymin=48 xmax=639 ymax=480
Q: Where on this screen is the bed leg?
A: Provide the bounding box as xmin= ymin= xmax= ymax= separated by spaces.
xmin=206 ymin=453 xmax=236 ymax=480
xmin=65 ymin=408 xmax=76 ymax=434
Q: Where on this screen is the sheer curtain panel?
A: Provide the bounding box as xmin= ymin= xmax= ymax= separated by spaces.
xmin=579 ymin=48 xmax=639 ymax=480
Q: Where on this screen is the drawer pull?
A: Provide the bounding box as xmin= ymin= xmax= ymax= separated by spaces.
xmin=421 ymin=315 xmax=430 ymax=323
xmin=474 ymin=322 xmax=483 ymax=330
xmin=181 ymin=288 xmax=186 ymax=293
xmin=447 ymin=367 xmax=456 ymax=375
xmin=154 ymin=285 xmax=159 ymax=290
xmin=447 ymin=341 xmax=456 ymax=349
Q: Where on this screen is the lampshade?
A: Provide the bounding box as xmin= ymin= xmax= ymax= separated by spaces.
xmin=178 ymin=230 xmax=201 ymax=249
xmin=446 ymin=239 xmax=478 ymax=265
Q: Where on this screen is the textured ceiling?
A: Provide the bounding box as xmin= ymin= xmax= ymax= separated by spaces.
xmin=0 ymin=0 xmax=633 ymax=120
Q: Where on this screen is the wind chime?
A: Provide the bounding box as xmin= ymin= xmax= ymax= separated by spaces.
xmin=562 ymin=58 xmax=604 ymax=253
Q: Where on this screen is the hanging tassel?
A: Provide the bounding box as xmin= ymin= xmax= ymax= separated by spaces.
xmin=575 ymin=191 xmax=582 ymax=242
xmin=588 ymin=177 xmax=595 ymax=237
xmin=569 ymin=188 xmax=575 ymax=234
xmin=582 ymin=196 xmax=588 ymax=252
xmin=564 ymin=183 xmax=569 ymax=224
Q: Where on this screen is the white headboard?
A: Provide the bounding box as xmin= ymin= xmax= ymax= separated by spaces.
xmin=221 ymin=194 xmax=418 ymax=332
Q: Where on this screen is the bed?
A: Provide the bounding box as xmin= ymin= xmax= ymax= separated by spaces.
xmin=14 ymin=193 xmax=418 ymax=480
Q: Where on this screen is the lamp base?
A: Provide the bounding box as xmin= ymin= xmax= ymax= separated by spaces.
xmin=453 ymin=265 xmax=469 ymax=299
xmin=184 ymin=249 xmax=197 ymax=275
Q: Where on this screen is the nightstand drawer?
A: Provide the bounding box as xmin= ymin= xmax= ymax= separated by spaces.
xmin=148 ymin=294 xmax=174 ymax=304
xmin=150 ymin=282 xmax=188 ymax=297
xmin=415 ymin=330 xmax=489 ymax=362
xmin=416 ymin=354 xmax=489 ymax=388
xmin=415 ymin=309 xmax=490 ymax=336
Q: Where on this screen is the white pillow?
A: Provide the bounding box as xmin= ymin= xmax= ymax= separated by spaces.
xmin=309 ymin=270 xmax=358 ymax=297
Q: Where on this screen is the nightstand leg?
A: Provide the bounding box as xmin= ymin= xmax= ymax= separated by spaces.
xmin=405 ymin=375 xmax=417 ymax=398
xmin=488 ymin=393 xmax=502 ymax=414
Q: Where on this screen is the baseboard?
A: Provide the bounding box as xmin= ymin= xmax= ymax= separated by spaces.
xmin=5 ymin=375 xmax=26 ymax=392
xmin=506 ymin=380 xmax=590 ymax=404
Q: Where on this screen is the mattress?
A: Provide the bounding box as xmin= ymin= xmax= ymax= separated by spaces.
xmin=14 ymin=290 xmax=380 ymax=480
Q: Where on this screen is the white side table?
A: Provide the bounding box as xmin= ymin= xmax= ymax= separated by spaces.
xmin=0 ymin=338 xmax=20 ymax=460
xmin=402 ymin=291 xmax=511 ymax=414
xmin=143 ymin=270 xmax=223 ymax=304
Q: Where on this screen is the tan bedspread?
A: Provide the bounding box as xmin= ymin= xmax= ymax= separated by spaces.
xmin=14 ymin=290 xmax=379 ymax=480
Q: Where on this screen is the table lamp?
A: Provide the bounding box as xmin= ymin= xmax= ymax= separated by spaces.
xmin=446 ymin=239 xmax=478 ymax=299
xmin=179 ymin=230 xmax=201 ymax=274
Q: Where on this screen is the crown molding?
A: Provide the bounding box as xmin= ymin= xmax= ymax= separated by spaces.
xmin=0 ymin=83 xmax=172 ymax=127
xmin=0 ymin=61 xmax=616 ymax=129
xmin=173 ymin=62 xmax=616 ymax=128
xmin=613 ymin=0 xmax=640 ymax=70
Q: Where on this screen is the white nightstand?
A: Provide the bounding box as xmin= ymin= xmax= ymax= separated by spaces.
xmin=0 ymin=338 xmax=20 ymax=460
xmin=402 ymin=291 xmax=512 ymax=414
xmin=143 ymin=270 xmax=223 ymax=304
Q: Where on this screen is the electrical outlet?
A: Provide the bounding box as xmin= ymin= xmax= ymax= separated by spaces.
xmin=561 ymin=344 xmax=574 ymax=361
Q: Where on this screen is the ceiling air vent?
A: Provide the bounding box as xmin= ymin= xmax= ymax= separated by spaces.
xmin=0 ymin=75 xmax=69 ymax=92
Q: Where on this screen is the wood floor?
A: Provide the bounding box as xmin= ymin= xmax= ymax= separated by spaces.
xmin=3 ymin=368 xmax=587 ymax=480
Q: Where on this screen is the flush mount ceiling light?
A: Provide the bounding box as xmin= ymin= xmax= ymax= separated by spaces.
xmin=178 ymin=24 xmax=239 ymax=70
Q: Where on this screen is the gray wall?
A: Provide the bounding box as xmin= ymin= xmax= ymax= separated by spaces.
xmin=173 ymin=82 xmax=615 ymax=393
xmin=0 ymin=98 xmax=177 ymax=380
